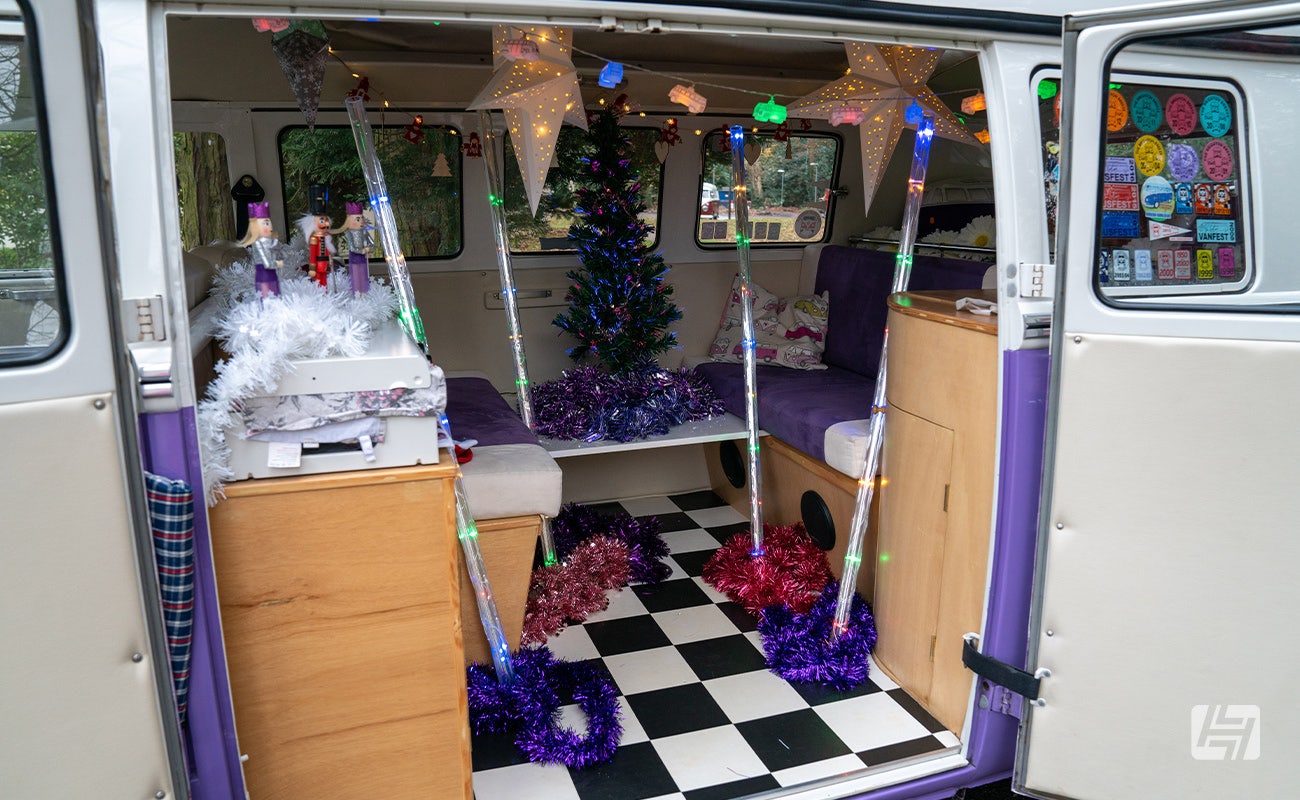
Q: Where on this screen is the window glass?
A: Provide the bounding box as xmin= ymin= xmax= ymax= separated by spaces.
xmin=0 ymin=18 xmax=62 ymax=364
xmin=503 ymin=125 xmax=663 ymax=253
xmin=698 ymin=131 xmax=839 ymax=246
xmin=278 ymin=124 xmax=463 ymax=258
xmin=174 ymin=131 xmax=233 ymax=250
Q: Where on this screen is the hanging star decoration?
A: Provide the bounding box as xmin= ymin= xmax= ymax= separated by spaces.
xmin=270 ymin=20 xmax=330 ymax=130
xmin=788 ymin=44 xmax=981 ymax=207
xmin=467 ymin=25 xmax=588 ymax=215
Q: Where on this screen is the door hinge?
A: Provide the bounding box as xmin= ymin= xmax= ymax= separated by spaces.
xmin=942 ymin=484 xmax=949 ymax=512
xmin=122 ymin=295 xmax=166 ymax=342
xmin=963 ymin=633 xmax=1047 ymax=720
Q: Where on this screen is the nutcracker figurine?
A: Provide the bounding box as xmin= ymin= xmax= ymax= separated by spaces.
xmin=297 ymin=183 xmax=334 ymax=288
xmin=239 ymin=201 xmax=281 ymax=300
xmin=332 ymin=201 xmax=374 ymax=294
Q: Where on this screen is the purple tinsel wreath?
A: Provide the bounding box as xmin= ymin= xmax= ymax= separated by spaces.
xmin=533 ymin=365 xmax=724 ymax=443
xmin=757 ymin=580 xmax=878 ymax=691
xmin=552 ymin=501 xmax=671 ymax=584
xmin=467 ymin=646 xmax=622 ymax=769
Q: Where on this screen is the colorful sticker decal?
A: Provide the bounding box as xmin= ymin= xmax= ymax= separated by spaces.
xmin=1149 ymin=220 xmax=1192 ymax=240
xmin=1213 ymin=183 xmax=1233 ymax=216
xmin=1103 ymin=183 xmax=1140 ymax=211
xmin=1104 ymin=156 xmax=1137 ymax=184
xmin=1199 ymin=93 xmax=1233 ymax=138
xmin=1165 ymin=93 xmax=1197 ymax=136
xmin=1197 ymin=249 xmax=1214 ymax=280
xmin=1167 ymin=143 xmax=1199 ymax=183
xmin=1175 ymin=183 xmax=1194 ymax=215
xmin=1157 ymin=249 xmax=1175 ymax=280
xmin=1174 ymin=249 xmax=1192 ymax=280
xmin=1134 ymin=135 xmax=1166 ymax=177
xmin=1196 ymin=219 xmax=1236 ymax=243
xmin=1217 ymin=247 xmax=1236 ymax=278
xmin=1193 ymin=183 xmax=1214 ymax=216
xmin=1102 ymin=210 xmax=1142 ymax=239
xmin=1202 ymin=140 xmax=1234 ymax=181
xmin=1135 ymin=249 xmax=1154 ymax=281
xmin=1140 ymin=176 xmax=1175 ymax=221
xmin=1113 ymin=249 xmax=1132 ymax=280
xmin=1098 ymin=250 xmax=1112 ymax=284
xmin=1130 ymin=91 xmax=1163 ymax=132
xmin=1107 ymin=89 xmax=1130 ymax=132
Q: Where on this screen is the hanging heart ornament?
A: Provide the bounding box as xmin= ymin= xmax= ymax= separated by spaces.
xmin=744 ymin=140 xmax=762 ymax=164
xmin=653 ymin=140 xmax=671 ymax=163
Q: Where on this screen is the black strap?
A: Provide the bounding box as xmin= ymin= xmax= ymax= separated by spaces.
xmin=962 ymin=637 xmax=1041 ymax=701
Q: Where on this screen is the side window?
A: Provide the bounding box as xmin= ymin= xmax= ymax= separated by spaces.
xmin=278 ymin=124 xmax=463 ymax=258
xmin=174 ymin=131 xmax=234 ymax=249
xmin=698 ymin=130 xmax=839 ymax=246
xmin=1090 ymin=78 xmax=1249 ymax=298
xmin=0 ymin=15 xmax=62 ymax=363
xmin=503 ymin=125 xmax=663 ymax=253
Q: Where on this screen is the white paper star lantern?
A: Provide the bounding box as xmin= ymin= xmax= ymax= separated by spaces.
xmin=468 ymin=25 xmax=588 ymax=215
xmin=789 ymin=44 xmax=980 ymax=208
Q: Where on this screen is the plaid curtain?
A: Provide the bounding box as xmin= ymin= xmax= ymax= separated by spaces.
xmin=145 ymin=472 xmax=195 ymax=722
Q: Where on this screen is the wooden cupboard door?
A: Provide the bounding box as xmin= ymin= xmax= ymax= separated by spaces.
xmin=874 ymin=407 xmax=954 ymax=704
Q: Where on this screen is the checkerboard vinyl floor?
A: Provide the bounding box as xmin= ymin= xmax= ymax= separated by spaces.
xmin=471 ymin=491 xmax=960 ymax=800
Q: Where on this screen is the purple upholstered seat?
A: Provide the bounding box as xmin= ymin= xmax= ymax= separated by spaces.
xmin=444 ymin=376 xmax=539 ymax=447
xmin=695 ymin=246 xmax=987 ymax=462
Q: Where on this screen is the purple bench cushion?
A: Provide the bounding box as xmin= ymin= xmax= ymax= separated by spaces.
xmin=814 ymin=246 xmax=987 ymax=377
xmin=693 ymin=361 xmax=872 ymax=462
xmin=444 ymin=376 xmax=539 ymax=447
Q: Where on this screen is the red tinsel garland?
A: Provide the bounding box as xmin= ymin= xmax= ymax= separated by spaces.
xmin=702 ymin=523 xmax=832 ymax=616
xmin=521 ymin=536 xmax=631 ymax=645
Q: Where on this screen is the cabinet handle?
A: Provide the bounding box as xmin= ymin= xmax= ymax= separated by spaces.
xmin=942 ymin=484 xmax=949 ymax=512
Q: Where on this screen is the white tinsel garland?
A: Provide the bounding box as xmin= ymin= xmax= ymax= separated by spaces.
xmin=198 ymin=260 xmax=398 ymax=504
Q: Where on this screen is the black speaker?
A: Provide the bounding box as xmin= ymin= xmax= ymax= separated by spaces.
xmin=801 ymin=490 xmax=835 ymax=550
xmin=719 ymin=440 xmax=746 ymax=488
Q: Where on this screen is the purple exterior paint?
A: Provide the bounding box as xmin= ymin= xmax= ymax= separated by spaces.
xmin=140 ymin=408 xmax=247 ymax=800
xmin=846 ymin=348 xmax=1050 ymax=799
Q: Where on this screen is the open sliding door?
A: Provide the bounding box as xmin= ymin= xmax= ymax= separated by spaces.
xmin=1017 ymin=2 xmax=1300 ymax=798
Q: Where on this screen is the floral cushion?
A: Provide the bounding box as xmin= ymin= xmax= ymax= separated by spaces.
xmin=709 ymin=274 xmax=829 ymax=370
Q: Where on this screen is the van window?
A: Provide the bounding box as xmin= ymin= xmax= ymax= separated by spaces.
xmin=504 ymin=124 xmax=663 ymax=253
xmin=697 ymin=130 xmax=839 ymax=246
xmin=278 ymin=124 xmax=463 ymax=258
xmin=0 ymin=13 xmax=63 ymax=364
xmin=174 ymin=131 xmax=233 ymax=250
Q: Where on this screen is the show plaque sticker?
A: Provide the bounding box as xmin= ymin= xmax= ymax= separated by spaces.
xmin=1157 ymin=249 xmax=1175 ymax=280
xmin=1175 ymin=183 xmax=1194 ymax=215
xmin=1130 ymin=91 xmax=1163 ymax=132
xmin=1104 ymin=156 xmax=1137 ymax=184
xmin=1202 ymin=140 xmax=1234 ymax=181
xmin=1199 ymin=93 xmax=1233 ymax=138
xmin=1113 ymin=248 xmax=1132 ymax=280
xmin=1134 ymin=135 xmax=1166 ymax=177
xmin=1167 ymin=143 xmax=1199 ymax=183
xmin=1218 ymin=247 xmax=1236 ymax=278
xmin=1102 ymin=211 xmax=1141 ymax=239
xmin=1174 ymin=249 xmax=1192 ymax=280
xmin=1135 ymin=249 xmax=1154 ymax=281
xmin=1197 ymin=249 xmax=1214 ymax=280
xmin=794 ymin=209 xmax=823 ymax=240
xmin=1149 ymin=220 xmax=1191 ymax=241
xmin=1193 ymin=183 xmax=1214 ymax=216
xmin=1103 ymin=183 xmax=1140 ymax=212
xmin=1107 ymin=89 xmax=1130 ymax=132
xmin=1213 ymin=183 xmax=1232 ymax=216
xmin=1166 ymin=93 xmax=1197 ymax=136
xmin=1196 ymin=219 xmax=1236 ymax=244
xmin=1140 ymin=176 xmax=1175 ymax=221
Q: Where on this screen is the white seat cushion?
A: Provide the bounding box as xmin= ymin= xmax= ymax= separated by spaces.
xmin=823 ymin=418 xmax=871 ymax=478
xmin=459 ymin=443 xmax=562 ymax=519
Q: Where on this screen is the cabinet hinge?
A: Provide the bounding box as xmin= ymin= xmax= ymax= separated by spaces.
xmin=942 ymin=484 xmax=949 ymax=512
xmin=929 ymin=635 xmax=936 ymax=662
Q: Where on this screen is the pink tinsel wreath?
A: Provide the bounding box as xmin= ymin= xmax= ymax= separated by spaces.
xmin=522 ymin=536 xmax=631 ymax=645
xmin=702 ymin=523 xmax=832 ymax=616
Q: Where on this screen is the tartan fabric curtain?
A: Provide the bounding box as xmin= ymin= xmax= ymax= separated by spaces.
xmin=145 ymin=472 xmax=195 ymax=722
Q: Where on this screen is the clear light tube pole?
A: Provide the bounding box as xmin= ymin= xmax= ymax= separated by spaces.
xmin=729 ymin=125 xmax=764 ymax=556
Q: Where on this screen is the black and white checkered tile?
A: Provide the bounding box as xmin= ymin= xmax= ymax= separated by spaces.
xmin=471 ymin=491 xmax=959 ymax=800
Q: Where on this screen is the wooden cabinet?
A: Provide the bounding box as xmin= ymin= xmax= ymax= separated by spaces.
xmin=207 ymin=464 xmax=472 ymax=800
xmin=874 ymin=290 xmax=998 ymax=735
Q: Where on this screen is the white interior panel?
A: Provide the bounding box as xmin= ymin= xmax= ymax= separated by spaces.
xmin=1023 ymin=332 xmax=1300 ymax=799
xmin=0 ymin=394 xmax=174 ymax=798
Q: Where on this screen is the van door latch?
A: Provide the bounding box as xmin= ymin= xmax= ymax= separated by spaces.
xmin=962 ymin=633 xmax=1045 ymax=719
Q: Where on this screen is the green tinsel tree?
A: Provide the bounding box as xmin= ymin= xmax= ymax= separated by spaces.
xmin=553 ymin=104 xmax=681 ymax=373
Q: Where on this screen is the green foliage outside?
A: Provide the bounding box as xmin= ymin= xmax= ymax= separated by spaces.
xmin=0 ymin=130 xmax=51 ymax=271
xmin=279 ymin=125 xmax=463 ymax=258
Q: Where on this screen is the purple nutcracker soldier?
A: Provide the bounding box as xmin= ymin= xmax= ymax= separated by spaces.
xmin=239 ymin=201 xmax=281 ymax=299
xmin=333 ymin=201 xmax=373 ymax=294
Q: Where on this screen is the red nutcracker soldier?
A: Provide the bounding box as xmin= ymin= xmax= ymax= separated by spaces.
xmin=297 ymin=183 xmax=334 ymax=288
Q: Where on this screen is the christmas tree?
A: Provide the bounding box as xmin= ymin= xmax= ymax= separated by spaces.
xmin=553 ymin=103 xmax=681 ymax=373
